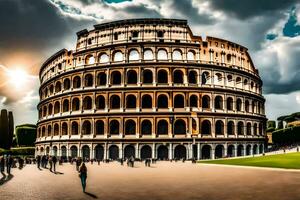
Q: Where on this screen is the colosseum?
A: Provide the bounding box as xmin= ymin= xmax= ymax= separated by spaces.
xmin=35 ymin=18 xmax=267 ymax=161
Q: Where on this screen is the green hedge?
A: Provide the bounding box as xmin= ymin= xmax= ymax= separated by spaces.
xmin=15 ymin=125 xmax=36 ymax=147
xmin=0 ymin=147 xmax=35 ymax=156
xmin=272 ymin=126 xmax=300 ymax=144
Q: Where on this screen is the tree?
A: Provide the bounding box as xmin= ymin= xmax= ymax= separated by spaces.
xmin=0 ymin=109 xmax=14 ymax=149
xmin=8 ymin=111 xmax=14 ymax=148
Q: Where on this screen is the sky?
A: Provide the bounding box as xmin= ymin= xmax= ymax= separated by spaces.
xmin=0 ymin=0 xmax=300 ymax=125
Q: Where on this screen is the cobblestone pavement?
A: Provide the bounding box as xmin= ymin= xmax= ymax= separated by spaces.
xmin=1 ymin=161 xmax=300 ymax=200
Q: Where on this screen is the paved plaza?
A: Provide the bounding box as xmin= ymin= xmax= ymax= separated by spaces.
xmin=1 ymin=161 xmax=300 ymax=200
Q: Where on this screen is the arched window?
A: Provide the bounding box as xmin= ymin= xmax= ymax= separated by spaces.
xmin=97 ymin=72 xmax=106 ymax=86
xmin=110 ymin=95 xmax=120 ymax=109
xmin=127 ymin=70 xmax=137 ymax=84
xmin=157 ymin=94 xmax=168 ymax=108
xmin=190 ymin=95 xmax=198 ymax=108
xmin=253 ymin=123 xmax=258 ymax=135
xmin=55 ymin=82 xmax=61 ymax=93
xmin=144 ymin=49 xmax=153 ymax=60
xmin=62 ymin=123 xmax=68 ymax=135
xmin=82 ymin=121 xmax=91 ymax=135
xmin=227 ymin=121 xmax=234 ymax=135
xmin=142 ymin=95 xmax=152 ymax=108
xmin=73 ymin=76 xmax=81 ymax=88
xmin=111 ymin=71 xmax=121 ymax=85
xmin=214 ymin=96 xmax=223 ymax=109
xmin=142 ymin=69 xmax=153 ymax=84
xmin=47 ymin=125 xmax=52 ymax=136
xmin=125 ymin=120 xmax=136 ymax=135
xmin=157 ymin=120 xmax=168 ymax=135
xmin=188 ymin=71 xmax=197 ymax=84
xmin=157 ymin=49 xmax=168 ymax=60
xmin=259 ymin=123 xmax=263 ymax=135
xmin=49 ymin=85 xmax=54 ymax=95
xmin=201 ymin=72 xmax=210 ymax=84
xmin=85 ymin=55 xmax=95 ymax=65
xmin=54 ymin=101 xmax=60 ymax=114
xmin=244 ymin=79 xmax=248 ymax=88
xmin=236 ymin=98 xmax=242 ymax=111
xmin=157 ymin=30 xmax=164 ymax=38
xmin=141 ymin=120 xmax=152 ymax=135
xmin=96 ymin=95 xmax=105 ymax=109
xmin=214 ymin=73 xmax=222 ymax=84
xmin=129 ymin=49 xmax=139 ymax=61
xmin=71 ymin=122 xmax=78 ymax=135
xmin=157 ymin=69 xmax=168 ymax=84
xmin=237 ymin=121 xmax=244 ymax=135
xmin=227 ymin=75 xmax=233 ymax=84
xmin=54 ymin=124 xmax=59 ymax=136
xmin=201 ymin=120 xmax=211 ymax=135
xmin=64 ymin=78 xmax=70 ymax=90
xmin=227 ymin=97 xmax=233 ymax=110
xmin=245 ymin=100 xmax=249 ymax=112
xmin=126 ymin=95 xmax=136 ymax=108
xmin=215 ymin=120 xmax=224 ymax=135
xmin=43 ymin=106 xmax=47 ymax=117
xmin=173 ymin=70 xmax=184 ymax=84
xmin=96 ymin=120 xmax=104 ymax=135
xmin=71 ymin=98 xmax=80 ymax=111
xmin=202 ymin=95 xmax=210 ymax=109
xmin=48 ymin=104 xmax=53 ymax=115
xmin=174 ymin=119 xmax=186 ymax=134
xmin=236 ymin=77 xmax=242 ymax=86
xmin=83 ymin=96 xmax=92 ymax=110
xmin=84 ymin=74 xmax=93 ymax=87
xmin=187 ymin=51 xmax=195 ymax=61
xmin=247 ymin=122 xmax=251 ymax=135
xmin=63 ymin=99 xmax=69 ymax=112
xmin=174 ymin=94 xmax=185 ymax=108
xmin=172 ymin=50 xmax=182 ymax=60
xmin=113 ymin=51 xmax=123 ymax=62
xmin=99 ymin=53 xmax=109 ymax=63
xmin=110 ymin=120 xmax=119 ymax=135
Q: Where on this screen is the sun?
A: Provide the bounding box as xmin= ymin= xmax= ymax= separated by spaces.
xmin=6 ymin=68 xmax=29 ymax=89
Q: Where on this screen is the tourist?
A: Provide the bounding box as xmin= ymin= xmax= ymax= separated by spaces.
xmin=6 ymin=155 xmax=13 ymax=175
xmin=76 ymin=157 xmax=82 ymax=171
xmin=36 ymin=155 xmax=41 ymax=169
xmin=0 ymin=155 xmax=5 ymax=175
xmin=49 ymin=156 xmax=53 ymax=172
xmin=97 ymin=159 xmax=100 ymax=165
xmin=52 ymin=156 xmax=57 ymax=172
xmin=78 ymin=162 xmax=88 ymax=192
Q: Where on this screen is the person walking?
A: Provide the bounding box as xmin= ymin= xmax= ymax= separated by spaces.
xmin=79 ymin=162 xmax=88 ymax=192
xmin=36 ymin=155 xmax=41 ymax=169
xmin=6 ymin=155 xmax=13 ymax=175
xmin=49 ymin=156 xmax=53 ymax=172
xmin=52 ymin=156 xmax=57 ymax=172
xmin=0 ymin=156 xmax=5 ymax=175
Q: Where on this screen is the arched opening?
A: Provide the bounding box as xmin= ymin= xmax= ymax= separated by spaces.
xmin=72 ymin=98 xmax=80 ymax=111
xmin=142 ymin=95 xmax=152 ymax=108
xmin=96 ymin=95 xmax=105 ymax=109
xmin=174 ymin=94 xmax=185 ymax=108
xmin=127 ymin=70 xmax=137 ymax=84
xmin=259 ymin=144 xmax=263 ymax=154
xmin=71 ymin=122 xmax=78 ymax=135
xmin=172 ymin=49 xmax=182 ymax=60
xmin=143 ymin=69 xmax=153 ymax=84
xmin=236 ymin=98 xmax=242 ymax=111
xmin=141 ymin=120 xmax=152 ymax=135
xmin=111 ymin=71 xmax=121 ymax=85
xmin=201 ymin=120 xmax=211 ymax=135
xmin=54 ymin=101 xmax=60 ymax=114
xmin=47 ymin=125 xmax=52 ymax=136
xmin=237 ymin=121 xmax=244 ymax=135
xmin=83 ymin=96 xmax=92 ymax=110
xmin=215 ymin=120 xmax=224 ymax=135
xmin=253 ymin=144 xmax=258 ymax=155
xmin=109 ymin=120 xmax=119 ymax=135
xmin=110 ymin=95 xmax=120 ymax=109
xmin=157 ymin=145 xmax=168 ymax=160
xmin=174 ymin=145 xmax=186 ymax=159
xmin=227 ymin=145 xmax=234 ymax=157
xmin=49 ymin=85 xmax=54 ymax=95
xmin=259 ymin=123 xmax=263 ymax=135
xmin=97 ymin=72 xmax=106 ymax=86
xmin=157 ymin=49 xmax=168 ymax=60
xmin=64 ymin=78 xmax=70 ymax=90
xmin=94 ymin=145 xmax=104 ymax=160
xmin=125 ymin=120 xmax=136 ymax=135
xmin=202 ymin=95 xmax=210 ymax=109
xmin=109 ymin=145 xmax=119 ymax=160
xmin=95 ymin=120 xmax=104 ymax=135
xmin=187 ymin=51 xmax=195 ymax=61
xmin=113 ymin=51 xmax=123 ymax=62
xmin=140 ymin=145 xmax=152 ymax=159
xmin=157 ymin=69 xmax=168 ymax=84
xmin=84 ymin=74 xmax=93 ymax=87
xmin=237 ymin=145 xmax=244 ymax=156
xmin=157 ymin=120 xmax=168 ymax=135
xmin=227 ymin=121 xmax=235 ymax=135
xmin=157 ymin=94 xmax=168 ymax=108
xmin=61 ymin=146 xmax=67 ymax=158
xmin=62 ymin=122 xmax=68 ymax=135
xmin=214 ymin=96 xmax=223 ymax=109
xmin=54 ymin=124 xmax=59 ymax=136
xmin=82 ymin=121 xmax=91 ymax=135
xmin=215 ymin=145 xmax=224 ymax=159
xmin=82 ymin=145 xmax=90 ymax=159
xmin=173 ymin=70 xmax=184 ymax=84
xmin=55 ymin=82 xmax=61 ymax=93
xmin=245 ymin=100 xmax=249 ymax=112
xmin=124 ymin=145 xmax=135 ymax=159
xmin=126 ymin=95 xmax=136 ymax=108
xmin=253 ymin=123 xmax=258 ymax=135
xmin=188 ymin=71 xmax=197 ymax=84
xmin=246 ymin=123 xmax=251 ymax=135
xmin=85 ymin=55 xmax=95 ymax=65
xmin=246 ymin=145 xmax=251 ymax=156
xmin=144 ymin=49 xmax=153 ymax=60
xmin=129 ymin=49 xmax=139 ymax=61
xmin=174 ymin=119 xmax=186 ymax=135
xmin=227 ymin=97 xmax=233 ymax=110
xmin=190 ymin=95 xmax=198 ymax=108
xmin=73 ymin=76 xmax=81 ymax=88
xmin=201 ymin=72 xmax=209 ymax=84
xmin=63 ymin=99 xmax=69 ymax=112
xmin=201 ymin=145 xmax=211 ymax=159
xmin=70 ymin=146 xmax=78 ymax=158
xmin=99 ymin=53 xmax=109 ymax=63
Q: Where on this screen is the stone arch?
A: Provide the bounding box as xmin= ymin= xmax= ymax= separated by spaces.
xmin=125 ymin=120 xmax=136 ymax=135
xmin=62 ymin=122 xmax=68 ymax=135
xmin=110 ymin=95 xmax=120 ymax=109
xmin=109 ymin=120 xmax=119 ymax=135
xmin=126 ymin=95 xmax=136 ymax=108
xmin=96 ymin=95 xmax=105 ymax=109
xmin=111 ymin=71 xmax=121 ymax=85
xmin=141 ymin=120 xmax=152 ymax=135
xmin=157 ymin=145 xmax=168 ymax=160
xmin=227 ymin=145 xmax=235 ymax=157
xmin=142 ymin=94 xmax=152 ymax=108
xmin=97 ymin=72 xmax=106 ymax=86
xmin=174 ymin=145 xmax=186 ymax=159
xmin=109 ymin=145 xmax=119 ymax=160
xmin=127 ymin=70 xmax=137 ymax=84
xmin=70 ymin=146 xmax=78 ymax=158
xmin=72 ymin=98 xmax=80 ymax=111
xmin=140 ymin=145 xmax=152 ymax=159
xmin=157 ymin=49 xmax=168 ymax=60
xmin=157 ymin=119 xmax=168 ymax=135
xmin=95 ymin=120 xmax=104 ymax=135
xmin=82 ymin=145 xmax=90 ymax=159
xmin=188 ymin=70 xmax=197 ymax=84
xmin=174 ymin=119 xmax=186 ymax=135
xmin=237 ymin=121 xmax=244 ymax=135
xmin=63 ymin=99 xmax=69 ymax=112
xmin=71 ymin=121 xmax=79 ymax=135
xmin=157 ymin=94 xmax=168 ymax=108
xmin=227 ymin=97 xmax=233 ymax=110
xmin=124 ymin=145 xmax=135 ymax=159
xmin=173 ymin=70 xmax=184 ymax=84
xmin=54 ymin=101 xmax=60 ymax=114
xmin=142 ymin=69 xmax=153 ymax=84
xmin=201 ymin=145 xmax=211 ymax=159
xmin=83 ymin=96 xmax=92 ymax=110
xmin=202 ymin=95 xmax=210 ymax=109
xmin=215 ymin=120 xmax=224 ymax=135
xmin=190 ymin=95 xmax=198 ymax=108
xmin=214 ymin=96 xmax=223 ymax=109
xmin=237 ymin=145 xmax=244 ymax=156
xmin=64 ymin=78 xmax=71 ymax=90
xmin=157 ymin=69 xmax=168 ymax=83
xmin=94 ymin=145 xmax=104 ymax=160
xmin=215 ymin=145 xmax=224 ymax=159
xmin=227 ymin=121 xmax=235 ymax=135
xmin=174 ymin=94 xmax=185 ymax=108
xmin=84 ymin=74 xmax=93 ymax=87
xmin=55 ymin=81 xmax=61 ymax=93
xmin=73 ymin=76 xmax=81 ymax=88
xmin=201 ymin=120 xmax=211 ymax=135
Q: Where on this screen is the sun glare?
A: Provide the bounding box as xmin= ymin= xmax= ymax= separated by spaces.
xmin=7 ymin=68 xmax=28 ymax=89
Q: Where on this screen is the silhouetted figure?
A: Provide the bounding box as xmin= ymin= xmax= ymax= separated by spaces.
xmin=6 ymin=155 xmax=13 ymax=175
xmin=76 ymin=158 xmax=82 ymax=171
xmin=52 ymin=156 xmax=57 ymax=172
xmin=79 ymin=163 xmax=87 ymax=192
xmin=49 ymin=156 xmax=53 ymax=172
xmin=36 ymin=155 xmax=41 ymax=169
xmin=0 ymin=156 xmax=5 ymax=175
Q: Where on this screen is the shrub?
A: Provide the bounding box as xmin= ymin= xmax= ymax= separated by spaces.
xmin=15 ymin=125 xmax=37 ymax=147
xmin=272 ymin=126 xmax=300 ymax=145
xmin=9 ymin=147 xmax=35 ymax=156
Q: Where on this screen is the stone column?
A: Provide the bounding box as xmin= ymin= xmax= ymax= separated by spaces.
xmin=169 ymin=143 xmax=173 ymax=160
xmin=104 ymin=143 xmax=108 ymax=160
xmin=197 ymin=143 xmax=201 ymax=160
xmin=136 ymin=143 xmax=140 ymax=159
xmin=152 ymin=143 xmax=156 ymax=159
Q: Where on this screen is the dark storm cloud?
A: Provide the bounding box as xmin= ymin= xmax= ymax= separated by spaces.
xmin=122 ymin=4 xmax=162 ymax=18
xmin=208 ymin=0 xmax=297 ymax=19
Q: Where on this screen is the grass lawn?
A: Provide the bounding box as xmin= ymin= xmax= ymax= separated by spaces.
xmin=200 ymin=153 xmax=300 ymax=169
